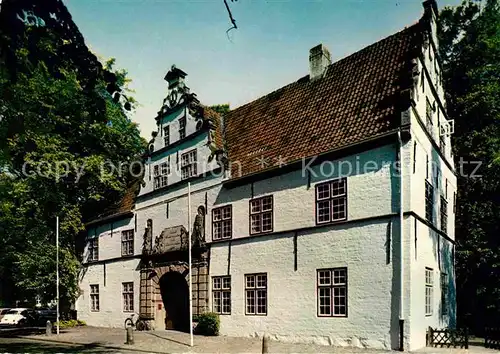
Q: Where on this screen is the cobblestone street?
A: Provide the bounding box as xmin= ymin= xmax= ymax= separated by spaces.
xmin=0 ymin=326 xmax=496 ymax=353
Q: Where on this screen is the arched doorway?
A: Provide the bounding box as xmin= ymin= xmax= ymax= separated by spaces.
xmin=158 ymin=271 xmax=190 ymax=331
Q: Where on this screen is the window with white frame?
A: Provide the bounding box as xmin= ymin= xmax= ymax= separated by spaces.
xmin=212 ymin=205 xmax=232 ymax=240
xmin=88 ymin=238 xmax=98 ymax=262
xmin=181 ymin=149 xmax=197 ymax=180
xmin=153 ymin=159 xmax=170 ymax=190
xmin=441 ymin=273 xmax=448 ymax=316
xmin=179 ymin=116 xmax=186 ymax=140
xmin=317 ymin=268 xmax=348 ymax=317
xmin=425 ymin=268 xmax=433 ymax=316
xmin=122 ymin=282 xmax=134 ymax=312
xmin=90 ymin=284 xmax=99 ymax=312
xmin=425 ymin=180 xmax=434 ymax=223
xmin=245 ymin=273 xmax=267 ymax=315
xmin=249 ymin=196 xmax=273 ymax=235
xmin=212 ymin=276 xmax=231 ymax=315
xmin=440 ymin=196 xmax=448 ymax=234
xmin=164 ymin=125 xmax=170 ymax=147
xmin=121 ymin=229 xmax=134 ymax=256
xmin=316 ymin=178 xmax=347 ymax=224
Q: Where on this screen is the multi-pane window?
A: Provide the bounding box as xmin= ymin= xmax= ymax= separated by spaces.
xmin=317 ymin=268 xmax=348 ymax=317
xmin=154 ymin=159 xmax=170 ymax=190
xmin=212 ymin=205 xmax=232 ymax=240
xmin=425 ymin=181 xmax=434 ymax=223
xmin=122 ymin=282 xmax=134 ymax=312
xmin=90 ymin=284 xmax=99 ymax=312
xmin=88 ymin=238 xmax=98 ymax=262
xmin=316 ymin=178 xmax=347 ymax=224
xmin=440 ymin=136 xmax=446 ymax=155
xmin=425 ymin=268 xmax=433 ymax=316
xmin=164 ymin=125 xmax=170 ymax=147
xmin=179 ymin=116 xmax=186 ymax=140
xmin=245 ymin=273 xmax=267 ymax=315
xmin=440 ymin=196 xmax=448 ymax=234
xmin=212 ymin=276 xmax=231 ymax=315
xmin=426 ymin=98 xmax=433 ymax=129
xmin=181 ymin=149 xmax=197 ymax=180
xmin=121 ymin=229 xmax=134 ymax=256
xmin=441 ymin=273 xmax=448 ymax=316
xmin=249 ymin=196 xmax=273 ymax=235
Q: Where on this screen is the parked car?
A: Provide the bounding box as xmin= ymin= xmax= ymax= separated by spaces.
xmin=34 ymin=308 xmax=57 ymax=325
xmin=0 ymin=308 xmax=36 ymax=327
xmin=0 ymin=308 xmax=11 ymax=321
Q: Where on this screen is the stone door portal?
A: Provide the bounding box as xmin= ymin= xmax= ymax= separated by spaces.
xmin=159 ymin=271 xmax=190 ymax=331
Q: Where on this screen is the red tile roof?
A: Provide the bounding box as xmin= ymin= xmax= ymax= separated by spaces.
xmin=224 ymin=23 xmax=419 ymax=179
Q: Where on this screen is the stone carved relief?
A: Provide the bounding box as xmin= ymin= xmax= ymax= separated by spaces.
xmin=152 ymin=226 xmax=189 ymax=254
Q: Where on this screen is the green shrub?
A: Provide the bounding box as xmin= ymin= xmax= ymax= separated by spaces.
xmin=194 ymin=312 xmax=220 ymax=336
xmin=54 ymin=319 xmax=86 ymax=329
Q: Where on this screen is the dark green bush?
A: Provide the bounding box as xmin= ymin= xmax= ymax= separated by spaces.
xmin=194 ymin=312 xmax=220 ymax=336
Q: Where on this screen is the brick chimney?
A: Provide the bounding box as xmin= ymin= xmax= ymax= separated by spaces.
xmin=309 ymin=44 xmax=331 ymax=81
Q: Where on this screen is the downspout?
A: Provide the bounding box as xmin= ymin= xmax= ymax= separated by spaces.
xmin=398 ymin=130 xmax=405 ymax=351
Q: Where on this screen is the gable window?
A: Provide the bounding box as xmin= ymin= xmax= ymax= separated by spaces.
xmin=317 ymin=268 xmax=348 ymax=317
xmin=440 ymin=196 xmax=448 ymax=234
xmin=249 ymin=196 xmax=273 ymax=235
xmin=179 ymin=116 xmax=186 ymax=140
xmin=212 ymin=276 xmax=231 ymax=315
xmin=153 ymin=159 xmax=170 ymax=189
xmin=122 ymin=282 xmax=134 ymax=312
xmin=88 ymin=238 xmax=98 ymax=262
xmin=441 ymin=273 xmax=448 ymax=316
xmin=425 ymin=268 xmax=433 ymax=316
xmin=181 ymin=149 xmax=197 ymax=179
xmin=164 ymin=125 xmax=170 ymax=147
xmin=90 ymin=284 xmax=100 ymax=312
xmin=121 ymin=229 xmax=134 ymax=256
xmin=425 ymin=180 xmax=434 ymax=224
xmin=316 ymin=178 xmax=347 ymax=224
xmin=212 ymin=205 xmax=232 ymax=241
xmin=245 ymin=273 xmax=267 ymax=315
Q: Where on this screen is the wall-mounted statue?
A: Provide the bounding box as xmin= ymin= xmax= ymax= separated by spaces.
xmin=192 ymin=206 xmax=206 ymax=247
xmin=142 ymin=219 xmax=153 ymax=254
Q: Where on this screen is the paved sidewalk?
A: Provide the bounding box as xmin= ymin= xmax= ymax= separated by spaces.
xmin=17 ymin=326 xmax=498 ymax=353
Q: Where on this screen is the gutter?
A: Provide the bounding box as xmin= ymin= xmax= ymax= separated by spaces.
xmin=397 ymin=130 xmax=405 ymax=351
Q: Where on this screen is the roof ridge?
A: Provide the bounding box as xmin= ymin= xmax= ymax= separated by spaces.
xmin=226 ymin=21 xmax=420 ymax=118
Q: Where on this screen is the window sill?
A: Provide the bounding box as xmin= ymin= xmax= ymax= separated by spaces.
xmin=249 ymin=230 xmax=273 ymax=236
xmin=317 ymin=315 xmax=348 ymax=318
xmin=245 ymin=313 xmax=267 ymax=316
xmin=315 ymin=218 xmax=348 ymax=227
xmin=211 ymin=237 xmax=233 ymax=243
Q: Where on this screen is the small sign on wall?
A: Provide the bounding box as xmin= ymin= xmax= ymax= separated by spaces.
xmin=158 ymin=304 xmax=162 ymax=310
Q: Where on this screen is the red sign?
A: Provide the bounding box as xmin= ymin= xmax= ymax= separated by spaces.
xmin=158 ymin=304 xmax=162 ymax=310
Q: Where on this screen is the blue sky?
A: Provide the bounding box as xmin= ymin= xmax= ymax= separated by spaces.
xmin=64 ymin=0 xmax=461 ymax=138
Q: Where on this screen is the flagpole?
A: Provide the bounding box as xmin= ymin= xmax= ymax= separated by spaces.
xmin=56 ymin=216 xmax=60 ymax=335
xmin=188 ymin=182 xmax=193 ymax=347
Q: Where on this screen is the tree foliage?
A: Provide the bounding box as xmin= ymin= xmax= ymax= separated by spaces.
xmin=438 ymin=0 xmax=500 ymax=331
xmin=0 ymin=24 xmax=146 ymax=307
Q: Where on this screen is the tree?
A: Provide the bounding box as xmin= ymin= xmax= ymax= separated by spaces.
xmin=438 ymin=0 xmax=500 ymax=332
xmin=0 ymin=23 xmax=146 ymax=308
xmin=210 ymin=104 xmax=230 ymax=116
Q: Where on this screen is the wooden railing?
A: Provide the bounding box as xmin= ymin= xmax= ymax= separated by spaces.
xmin=427 ymin=327 xmax=469 ymax=349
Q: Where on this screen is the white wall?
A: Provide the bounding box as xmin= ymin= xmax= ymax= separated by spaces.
xmin=210 ymin=220 xmax=400 ymax=349
xmin=76 ymin=258 xmax=141 ymax=328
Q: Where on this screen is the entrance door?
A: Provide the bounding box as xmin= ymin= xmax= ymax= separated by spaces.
xmin=154 ymin=294 xmax=166 ymax=330
xmin=159 ymin=272 xmax=190 ymax=331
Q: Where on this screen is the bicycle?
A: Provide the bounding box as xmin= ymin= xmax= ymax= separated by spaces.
xmin=124 ymin=313 xmax=149 ymax=331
